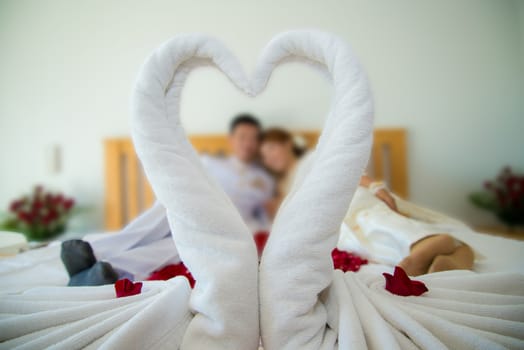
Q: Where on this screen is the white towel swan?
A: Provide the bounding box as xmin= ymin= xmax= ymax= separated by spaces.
xmin=255 ymin=32 xmax=524 ymax=350
xmin=256 ymin=31 xmax=374 ymax=350
xmin=130 ymin=34 xmax=259 ymax=350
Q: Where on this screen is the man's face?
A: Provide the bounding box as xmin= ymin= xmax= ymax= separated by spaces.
xmin=229 ymin=124 xmax=260 ymax=163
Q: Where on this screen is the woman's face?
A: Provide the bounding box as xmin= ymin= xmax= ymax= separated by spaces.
xmin=261 ymin=140 xmax=294 ymax=174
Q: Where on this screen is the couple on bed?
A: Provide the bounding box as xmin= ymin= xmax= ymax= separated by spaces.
xmin=61 ymin=114 xmax=473 ymax=286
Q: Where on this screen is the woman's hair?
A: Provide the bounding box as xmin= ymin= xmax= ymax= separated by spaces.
xmin=261 ymin=127 xmax=306 ymax=157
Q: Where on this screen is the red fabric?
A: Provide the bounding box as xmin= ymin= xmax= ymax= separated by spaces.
xmin=114 ymin=278 xmax=143 ymax=298
xmin=331 ymin=248 xmax=368 ymax=272
xmin=147 ymin=262 xmax=196 ymax=288
xmin=382 ymin=266 xmax=428 ymax=296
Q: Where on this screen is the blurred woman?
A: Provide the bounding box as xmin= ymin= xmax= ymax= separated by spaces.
xmin=260 ymin=127 xmax=474 ymax=276
xmin=260 ymin=128 xmax=397 ymax=216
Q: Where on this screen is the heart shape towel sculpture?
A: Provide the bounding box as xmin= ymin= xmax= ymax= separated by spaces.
xmin=131 ymin=30 xmax=373 ymax=350
xmin=130 ymin=30 xmax=524 ymax=350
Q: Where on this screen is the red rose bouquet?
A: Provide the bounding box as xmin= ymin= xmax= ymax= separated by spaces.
xmin=470 ymin=167 xmax=524 ymax=227
xmin=1 ymin=185 xmax=76 ymax=241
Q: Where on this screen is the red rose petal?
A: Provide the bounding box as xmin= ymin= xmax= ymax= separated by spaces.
xmin=331 ymin=248 xmax=368 ymax=272
xmin=147 ymin=263 xmax=195 ymax=288
xmin=115 ymin=278 xmax=142 ymax=298
xmin=383 ymin=266 xmax=428 ymax=297
xmin=409 ymin=280 xmax=429 ymax=296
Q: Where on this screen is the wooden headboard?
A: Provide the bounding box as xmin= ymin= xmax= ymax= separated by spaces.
xmin=104 ymin=128 xmax=408 ymax=230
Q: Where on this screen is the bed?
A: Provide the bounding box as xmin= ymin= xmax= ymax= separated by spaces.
xmin=1 ymin=127 xmax=522 ymax=348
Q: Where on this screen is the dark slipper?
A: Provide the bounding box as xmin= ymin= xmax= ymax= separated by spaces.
xmin=61 ymin=239 xmax=97 ymax=277
xmin=68 ymin=261 xmax=119 ymax=286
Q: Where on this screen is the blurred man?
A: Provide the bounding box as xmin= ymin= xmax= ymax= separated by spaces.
xmin=202 ymin=114 xmax=274 ymax=228
xmin=61 ymin=114 xmax=275 ymax=286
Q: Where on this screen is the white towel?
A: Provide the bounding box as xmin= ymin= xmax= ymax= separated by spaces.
xmin=130 ymin=34 xmax=260 ymax=350
xmin=257 ymin=31 xmax=374 ymax=350
xmin=334 ymin=269 xmax=524 ymax=349
xmin=0 ymin=279 xmax=192 ymax=350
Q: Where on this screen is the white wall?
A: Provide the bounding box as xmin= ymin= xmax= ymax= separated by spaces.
xmin=1 ymin=0 xmax=523 ymax=231
xmin=519 ymin=0 xmax=524 ymax=108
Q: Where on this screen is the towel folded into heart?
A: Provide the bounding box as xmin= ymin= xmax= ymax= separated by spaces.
xmin=131 ymin=29 xmax=373 ymax=350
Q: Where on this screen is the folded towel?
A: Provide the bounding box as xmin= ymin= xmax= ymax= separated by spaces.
xmin=0 ymin=279 xmax=192 ymax=349
xmin=334 ymin=270 xmax=524 ymax=349
xmin=257 ymin=31 xmax=374 ymax=350
xmin=131 ymin=34 xmax=259 ymax=350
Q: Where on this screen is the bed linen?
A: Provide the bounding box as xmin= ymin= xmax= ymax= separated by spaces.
xmin=1 ymin=30 xmax=524 ymax=349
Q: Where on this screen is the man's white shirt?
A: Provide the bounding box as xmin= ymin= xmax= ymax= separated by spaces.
xmin=201 ymin=155 xmax=275 ymax=230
